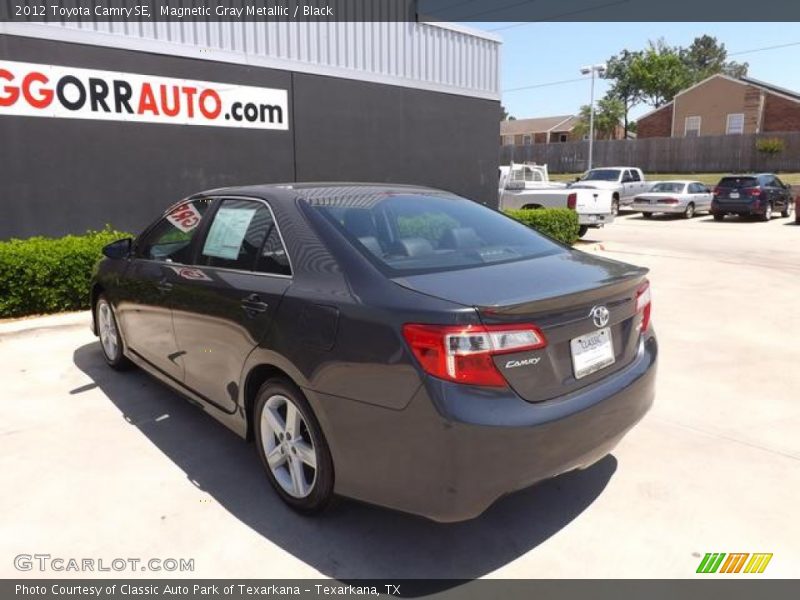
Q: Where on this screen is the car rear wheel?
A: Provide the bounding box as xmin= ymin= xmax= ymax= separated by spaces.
xmin=782 ymin=201 xmax=794 ymax=218
xmin=642 ymin=212 xmax=653 ymax=219
xmin=761 ymin=202 xmax=773 ymax=221
xmin=683 ymin=203 xmax=695 ymax=219
xmin=95 ymin=296 xmax=131 ymax=370
xmin=254 ymin=379 xmax=334 ymax=514
xmin=577 ymin=225 xmax=589 ymax=238
xmin=712 ymin=213 xmax=725 ymax=222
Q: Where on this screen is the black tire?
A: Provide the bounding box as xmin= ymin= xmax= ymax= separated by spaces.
xmin=577 ymin=225 xmax=589 ymax=238
xmin=642 ymin=212 xmax=654 ymax=219
xmin=760 ymin=202 xmax=773 ymax=222
xmin=611 ymin=196 xmax=620 ymax=216
xmin=683 ymin=202 xmax=696 ymax=219
xmin=95 ymin=295 xmax=132 ymax=370
xmin=712 ymin=213 xmax=725 ymax=222
xmin=781 ymin=201 xmax=793 ymax=219
xmin=254 ymin=378 xmax=334 ymax=514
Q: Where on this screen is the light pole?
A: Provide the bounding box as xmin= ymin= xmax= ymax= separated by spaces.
xmin=580 ymin=64 xmax=606 ymax=170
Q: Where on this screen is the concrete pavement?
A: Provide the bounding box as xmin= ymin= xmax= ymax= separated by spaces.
xmin=1 ymin=212 xmax=798 ymax=579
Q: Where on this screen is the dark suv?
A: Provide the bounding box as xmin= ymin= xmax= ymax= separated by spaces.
xmin=711 ymin=173 xmax=795 ymax=221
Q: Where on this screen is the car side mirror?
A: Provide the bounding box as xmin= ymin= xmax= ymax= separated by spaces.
xmin=102 ymin=238 xmax=132 ymax=260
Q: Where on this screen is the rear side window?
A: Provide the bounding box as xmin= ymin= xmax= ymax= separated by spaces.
xmin=199 ymin=199 xmax=291 ymax=275
xmin=307 ymin=193 xmax=561 ymax=276
xmin=137 ymin=198 xmax=212 ymax=263
xmin=718 ymin=177 xmax=758 ymax=189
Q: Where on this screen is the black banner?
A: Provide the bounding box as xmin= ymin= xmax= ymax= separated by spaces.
xmin=5 ymin=580 xmax=800 ymax=599
xmin=2 ymin=0 xmax=800 ymax=22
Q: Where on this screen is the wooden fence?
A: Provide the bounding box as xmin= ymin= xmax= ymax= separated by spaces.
xmin=500 ymin=132 xmax=800 ymax=173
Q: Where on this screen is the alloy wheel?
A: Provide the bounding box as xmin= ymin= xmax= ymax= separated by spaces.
xmin=260 ymin=394 xmax=318 ymax=498
xmin=97 ymin=300 xmax=119 ymax=360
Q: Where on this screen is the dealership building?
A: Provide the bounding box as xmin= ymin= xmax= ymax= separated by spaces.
xmin=0 ymin=17 xmax=500 ymax=239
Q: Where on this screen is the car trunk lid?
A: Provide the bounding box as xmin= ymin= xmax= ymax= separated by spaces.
xmin=393 ymin=250 xmax=649 ymax=403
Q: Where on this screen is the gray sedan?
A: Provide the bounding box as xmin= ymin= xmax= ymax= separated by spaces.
xmin=631 ymin=181 xmax=713 ymax=219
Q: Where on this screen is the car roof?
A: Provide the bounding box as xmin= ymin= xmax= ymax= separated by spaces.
xmin=651 ymin=180 xmax=696 ymax=185
xmin=195 ymin=182 xmax=454 ymax=203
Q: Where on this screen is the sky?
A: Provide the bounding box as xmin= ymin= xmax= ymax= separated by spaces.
xmin=470 ymin=22 xmax=800 ymax=121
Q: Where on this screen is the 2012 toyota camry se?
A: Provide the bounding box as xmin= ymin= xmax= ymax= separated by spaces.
xmin=91 ymin=183 xmax=657 ymax=522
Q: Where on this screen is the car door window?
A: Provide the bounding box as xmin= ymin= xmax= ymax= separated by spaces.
xmin=136 ymin=198 xmax=212 ymax=263
xmin=256 ymin=218 xmax=292 ymax=276
xmin=774 ymin=176 xmax=786 ymax=189
xmin=688 ymin=183 xmax=702 ymax=194
xmin=628 ymin=170 xmax=641 ymax=182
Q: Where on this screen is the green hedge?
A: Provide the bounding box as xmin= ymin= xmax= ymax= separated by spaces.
xmin=504 ymin=208 xmax=579 ymax=245
xmin=0 ymin=228 xmax=132 ymax=318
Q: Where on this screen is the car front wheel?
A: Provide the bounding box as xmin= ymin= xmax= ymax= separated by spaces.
xmin=254 ymin=379 xmax=334 ymax=514
xmin=95 ymin=295 xmax=131 ymax=370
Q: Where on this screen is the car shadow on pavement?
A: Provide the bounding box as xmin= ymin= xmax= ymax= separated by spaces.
xmin=73 ymin=342 xmax=617 ymax=583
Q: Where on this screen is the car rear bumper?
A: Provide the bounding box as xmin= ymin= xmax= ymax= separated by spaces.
xmin=307 ymin=333 xmax=657 ymax=522
xmin=578 ymin=213 xmax=615 ymax=226
xmin=712 ymin=200 xmax=760 ymax=214
xmin=631 ymin=203 xmax=686 ymax=213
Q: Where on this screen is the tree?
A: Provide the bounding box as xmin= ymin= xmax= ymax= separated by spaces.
xmin=574 ymin=96 xmax=625 ymax=140
xmin=500 ymin=103 xmax=515 ymax=121
xmin=604 ymin=49 xmax=644 ymax=138
xmin=628 ymin=40 xmax=693 ymax=108
xmin=682 ymin=35 xmax=748 ymax=80
xmin=601 ymin=35 xmax=750 ymax=120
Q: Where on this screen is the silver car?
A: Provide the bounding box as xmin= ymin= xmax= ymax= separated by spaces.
xmin=631 ymin=181 xmax=713 ymax=219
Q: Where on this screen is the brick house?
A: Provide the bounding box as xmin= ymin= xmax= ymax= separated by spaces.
xmin=637 ymin=74 xmax=800 ymax=138
xmin=500 ymin=115 xmax=580 ymax=146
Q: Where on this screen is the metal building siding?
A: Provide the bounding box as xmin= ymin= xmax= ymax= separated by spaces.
xmin=0 ymin=2 xmax=500 ymax=99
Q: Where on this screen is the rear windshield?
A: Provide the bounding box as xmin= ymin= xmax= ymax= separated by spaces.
xmin=651 ymin=182 xmax=687 ymax=193
xmin=718 ymin=177 xmax=758 ymax=189
xmin=581 ymin=169 xmax=621 ymax=182
xmin=306 ymin=193 xmax=562 ymax=275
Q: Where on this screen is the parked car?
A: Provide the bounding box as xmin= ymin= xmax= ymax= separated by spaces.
xmin=498 ymin=162 xmax=615 ymax=237
xmin=91 ymin=183 xmax=657 ymax=522
xmin=570 ymin=167 xmax=649 ymax=214
xmin=711 ymin=174 xmax=795 ymax=221
xmin=630 ymin=181 xmax=713 ymax=219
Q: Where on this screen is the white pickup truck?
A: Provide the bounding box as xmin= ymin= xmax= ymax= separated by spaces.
xmin=569 ymin=167 xmax=650 ymax=214
xmin=498 ymin=162 xmax=615 ymax=237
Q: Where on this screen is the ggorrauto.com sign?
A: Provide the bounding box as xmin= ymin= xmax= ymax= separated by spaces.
xmin=0 ymin=59 xmax=288 ymax=129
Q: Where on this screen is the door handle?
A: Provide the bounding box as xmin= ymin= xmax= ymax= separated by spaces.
xmin=157 ymin=280 xmax=173 ymax=293
xmin=241 ymin=294 xmax=269 ymax=316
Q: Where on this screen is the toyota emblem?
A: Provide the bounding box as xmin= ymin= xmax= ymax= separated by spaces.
xmin=590 ymin=305 xmax=610 ymax=328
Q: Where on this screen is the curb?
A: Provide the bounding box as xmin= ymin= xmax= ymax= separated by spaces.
xmin=0 ymin=310 xmax=91 ymax=337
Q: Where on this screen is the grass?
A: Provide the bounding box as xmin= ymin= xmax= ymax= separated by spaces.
xmin=549 ymin=172 xmax=800 ymax=186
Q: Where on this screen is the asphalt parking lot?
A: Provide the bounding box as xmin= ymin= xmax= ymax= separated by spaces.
xmin=1 ymin=212 xmax=798 ymax=580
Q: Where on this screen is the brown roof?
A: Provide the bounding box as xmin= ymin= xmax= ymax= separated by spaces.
xmin=500 ymin=115 xmax=578 ymax=135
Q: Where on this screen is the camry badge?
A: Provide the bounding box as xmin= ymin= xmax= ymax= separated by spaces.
xmin=590 ymin=305 xmax=610 ymax=328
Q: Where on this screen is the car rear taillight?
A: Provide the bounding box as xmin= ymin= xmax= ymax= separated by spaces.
xmin=636 ymin=281 xmax=652 ymax=333
xmin=657 ymin=198 xmax=680 ymax=205
xmin=747 ymin=187 xmax=762 ymax=197
xmin=567 ymin=193 xmax=577 ymax=210
xmin=712 ymin=186 xmax=721 ymax=196
xmin=402 ymin=323 xmax=547 ymax=387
